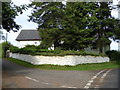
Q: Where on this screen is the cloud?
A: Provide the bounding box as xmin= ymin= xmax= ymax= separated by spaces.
xmin=5 ymin=0 xmax=37 ymax=46
xmin=12 ymin=0 xmax=31 ymax=6
xmin=110 ymin=41 xmax=118 ymax=50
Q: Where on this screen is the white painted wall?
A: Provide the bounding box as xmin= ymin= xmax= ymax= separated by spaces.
xmin=17 ymin=41 xmax=41 ymax=48
xmin=10 ymin=53 xmax=110 ymax=66
xmin=118 ymin=41 xmax=120 ymax=51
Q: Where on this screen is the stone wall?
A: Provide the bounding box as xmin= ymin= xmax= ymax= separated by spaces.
xmin=10 ymin=53 xmax=110 ymax=66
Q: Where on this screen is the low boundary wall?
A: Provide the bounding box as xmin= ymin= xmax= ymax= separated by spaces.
xmin=10 ymin=53 xmax=110 ymax=66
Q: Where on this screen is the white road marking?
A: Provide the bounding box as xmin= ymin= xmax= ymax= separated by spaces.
xmin=100 ymin=69 xmax=112 ymax=82
xmin=25 ymin=76 xmax=51 ymax=85
xmin=93 ymin=76 xmax=97 ymax=78
xmin=101 ymin=74 xmax=107 ymax=78
xmin=61 ymin=85 xmax=67 ymax=88
xmin=84 ymin=86 xmax=89 ymax=89
xmin=84 ymin=69 xmax=106 ymax=89
xmin=25 ymin=77 xmax=77 ymax=88
xmin=25 ymin=76 xmax=39 ymax=82
xmin=94 ymin=69 xmax=112 ymax=88
xmin=86 ymin=83 xmax=92 ymax=86
xmin=61 ymin=85 xmax=77 ymax=88
xmin=89 ymin=80 xmax=94 ymax=83
xmin=42 ymin=82 xmax=50 ymax=85
xmin=68 ymin=86 xmax=77 ymax=88
xmin=95 ymin=85 xmax=99 ymax=88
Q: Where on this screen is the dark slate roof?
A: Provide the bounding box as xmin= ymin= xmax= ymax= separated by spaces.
xmin=16 ymin=30 xmax=41 ymax=41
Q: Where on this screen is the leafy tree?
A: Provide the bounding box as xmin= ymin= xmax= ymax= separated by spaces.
xmin=29 ymin=2 xmax=95 ymax=50
xmin=63 ymin=2 xmax=119 ymax=53
xmin=29 ymin=2 xmax=119 ymax=53
xmin=1 ymin=42 xmax=13 ymax=57
xmin=61 ymin=2 xmax=96 ymax=50
xmin=2 ymin=2 xmax=27 ymax=32
xmin=112 ymin=19 xmax=120 ymax=41
xmin=87 ymin=2 xmax=118 ymax=54
xmin=29 ymin=2 xmax=65 ymax=49
xmin=0 ymin=2 xmax=2 ymax=26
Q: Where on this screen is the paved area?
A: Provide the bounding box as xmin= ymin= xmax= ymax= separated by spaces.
xmin=100 ymin=67 xmax=119 ymax=88
xmin=2 ymin=59 xmax=119 ymax=89
xmin=84 ymin=68 xmax=119 ymax=89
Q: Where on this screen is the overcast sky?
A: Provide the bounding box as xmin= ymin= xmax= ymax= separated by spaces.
xmin=3 ymin=0 xmax=119 ymax=50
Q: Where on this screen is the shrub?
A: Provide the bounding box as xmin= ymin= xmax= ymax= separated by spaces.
xmin=10 ymin=45 xmax=101 ymax=57
xmin=0 ymin=43 xmax=2 ymax=58
xmin=53 ymin=50 xmax=61 ymax=54
xmin=106 ymin=50 xmax=120 ymax=64
xmin=36 ymin=49 xmax=51 ymax=52
xmin=2 ymin=42 xmax=13 ymax=57
xmin=25 ymin=45 xmax=37 ymax=49
xmin=106 ymin=50 xmax=119 ymax=60
xmin=19 ymin=47 xmax=36 ymax=55
xmin=10 ymin=46 xmax=19 ymax=53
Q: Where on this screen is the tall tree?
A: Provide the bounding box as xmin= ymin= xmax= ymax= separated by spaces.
xmin=113 ymin=19 xmax=120 ymax=40
xmin=61 ymin=2 xmax=96 ymax=50
xmin=29 ymin=2 xmax=96 ymax=50
xmin=2 ymin=2 xmax=27 ymax=32
xmin=87 ymin=2 xmax=118 ymax=54
xmin=29 ymin=2 xmax=65 ymax=49
xmin=29 ymin=2 xmax=119 ymax=53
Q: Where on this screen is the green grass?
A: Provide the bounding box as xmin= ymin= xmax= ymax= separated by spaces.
xmin=0 ymin=44 xmax=2 ymax=58
xmin=7 ymin=58 xmax=120 ymax=71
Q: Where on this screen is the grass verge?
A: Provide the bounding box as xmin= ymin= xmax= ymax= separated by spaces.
xmin=7 ymin=58 xmax=120 ymax=71
xmin=0 ymin=44 xmax=2 ymax=58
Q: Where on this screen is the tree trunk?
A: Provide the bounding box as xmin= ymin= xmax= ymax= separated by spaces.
xmin=98 ymin=39 xmax=104 ymax=54
xmin=54 ymin=40 xmax=59 ymax=50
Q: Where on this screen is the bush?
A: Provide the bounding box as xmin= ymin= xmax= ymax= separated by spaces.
xmin=19 ymin=47 xmax=36 ymax=55
xmin=10 ymin=46 xmax=19 ymax=53
xmin=10 ymin=45 xmax=101 ymax=56
xmin=36 ymin=49 xmax=52 ymax=52
xmin=25 ymin=45 xmax=37 ymax=49
xmin=10 ymin=46 xmax=37 ymax=55
xmin=106 ymin=50 xmax=120 ymax=64
xmin=106 ymin=50 xmax=119 ymax=60
xmin=2 ymin=42 xmax=13 ymax=57
xmin=0 ymin=43 xmax=2 ymax=58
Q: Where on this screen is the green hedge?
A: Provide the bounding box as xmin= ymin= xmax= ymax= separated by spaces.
xmin=2 ymin=42 xmax=14 ymax=57
xmin=10 ymin=46 xmax=19 ymax=53
xmin=0 ymin=43 xmax=2 ymax=58
xmin=106 ymin=50 xmax=120 ymax=65
xmin=10 ymin=46 xmax=102 ymax=56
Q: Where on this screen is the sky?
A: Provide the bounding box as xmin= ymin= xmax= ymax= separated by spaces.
xmin=2 ymin=0 xmax=120 ymax=50
xmin=3 ymin=0 xmax=38 ymax=47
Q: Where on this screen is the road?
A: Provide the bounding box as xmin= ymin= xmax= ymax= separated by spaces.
xmin=2 ymin=59 xmax=119 ymax=89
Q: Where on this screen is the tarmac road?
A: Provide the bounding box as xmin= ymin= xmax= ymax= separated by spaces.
xmin=2 ymin=59 xmax=119 ymax=89
xmin=100 ymin=67 xmax=119 ymax=88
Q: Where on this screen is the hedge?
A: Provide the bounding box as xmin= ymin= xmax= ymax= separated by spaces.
xmin=9 ymin=46 xmax=103 ymax=56
xmin=2 ymin=42 xmax=14 ymax=57
xmin=106 ymin=50 xmax=120 ymax=65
